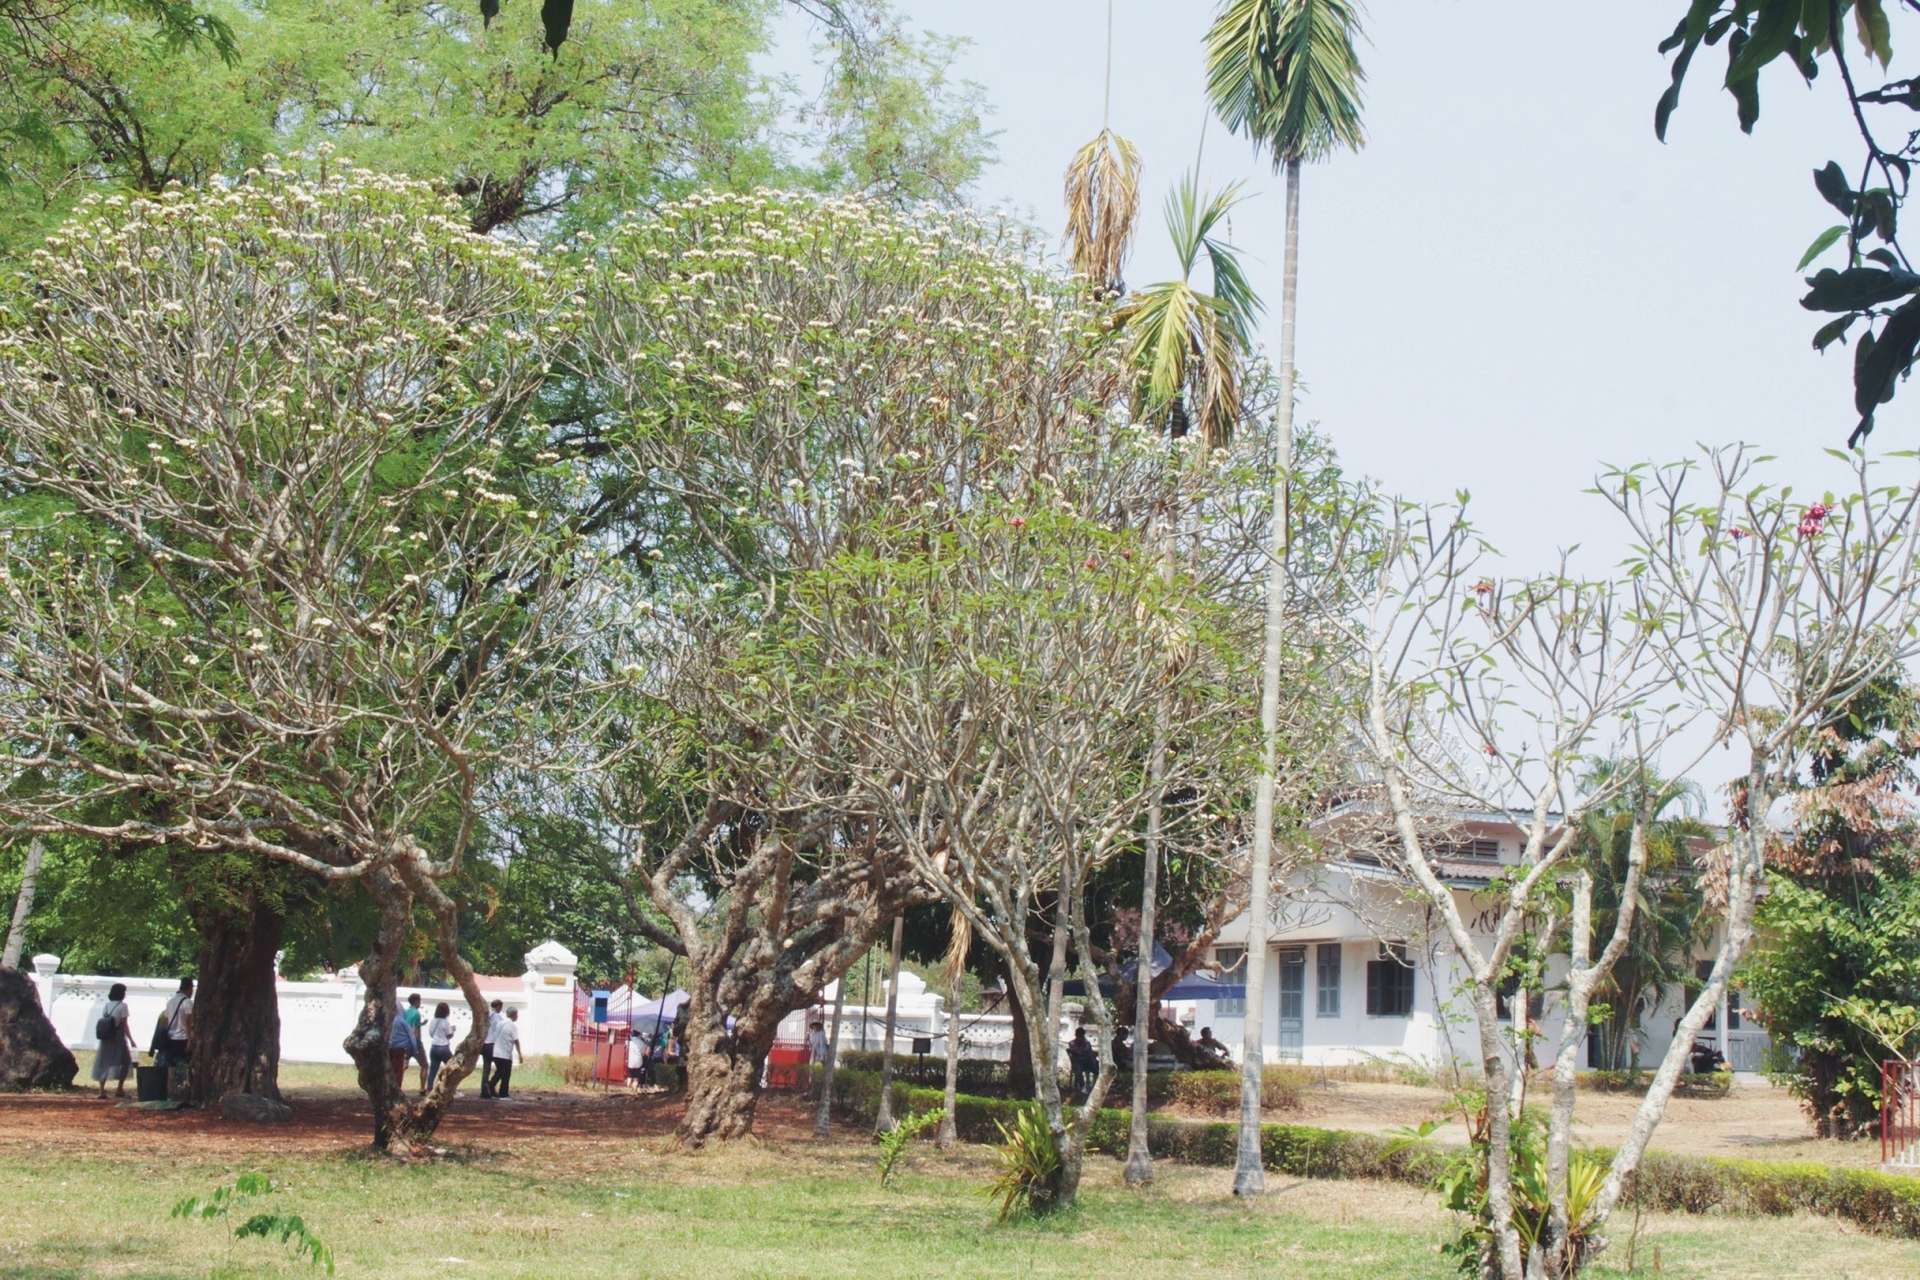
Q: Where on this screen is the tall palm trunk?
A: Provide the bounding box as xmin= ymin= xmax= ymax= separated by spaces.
xmin=2 ymin=838 xmax=46 ymax=970
xmin=873 ymin=914 xmax=906 ymax=1132
xmin=1234 ymin=155 xmax=1302 ymax=1197
xmin=1124 ymin=591 xmax=1174 ymax=1186
xmin=813 ymin=972 xmax=846 ymax=1137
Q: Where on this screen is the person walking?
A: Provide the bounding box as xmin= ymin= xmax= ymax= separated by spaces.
xmin=806 ymin=1017 xmax=830 ymax=1101
xmin=403 ymin=993 xmax=428 ymax=1093
xmin=480 ymin=999 xmax=505 ymax=1098
xmin=626 ymin=1026 xmax=645 ymax=1089
xmin=491 ymin=1008 xmax=523 ymax=1099
xmin=387 ymin=1000 xmax=416 ymax=1091
xmin=92 ymin=982 xmax=137 ymax=1099
xmin=425 ymin=1002 xmax=455 ymax=1091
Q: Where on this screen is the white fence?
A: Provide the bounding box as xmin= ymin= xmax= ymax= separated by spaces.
xmin=26 ymin=940 xmax=580 ymax=1065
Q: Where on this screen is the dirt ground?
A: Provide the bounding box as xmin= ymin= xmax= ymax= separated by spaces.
xmin=0 ymin=1081 xmax=818 ymax=1160
xmin=0 ymin=1071 xmax=1873 ymax=1169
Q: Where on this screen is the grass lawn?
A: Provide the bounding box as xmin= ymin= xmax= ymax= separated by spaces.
xmin=8 ymin=1060 xmax=1917 ymax=1278
xmin=3 ymin=1104 xmax=1919 ymax=1280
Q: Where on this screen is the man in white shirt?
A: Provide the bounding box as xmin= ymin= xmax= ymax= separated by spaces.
xmin=160 ymin=978 xmax=193 ymax=1071
xmin=626 ymin=1026 xmax=646 ymax=1088
xmin=491 ymin=1008 xmax=523 ymax=1099
xmin=480 ymin=999 xmax=504 ymax=1098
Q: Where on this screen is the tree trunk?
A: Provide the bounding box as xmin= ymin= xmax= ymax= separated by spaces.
xmin=187 ymin=892 xmax=284 ymax=1105
xmin=2 ymin=838 xmax=46 ymax=971
xmin=342 ymin=867 xmax=411 ymax=1153
xmin=1236 ymin=152 xmax=1303 ymax=1198
xmin=814 ymin=975 xmax=846 ymax=1138
xmin=1124 ymin=698 xmax=1169 ymax=1186
xmin=1005 ymin=962 xmax=1034 ymax=1097
xmin=874 ymin=914 xmax=906 ymax=1132
xmin=679 ymin=1014 xmax=779 ymax=1147
xmin=938 ymin=974 xmax=962 ymax=1149
xmin=0 ymin=966 xmax=77 ymax=1089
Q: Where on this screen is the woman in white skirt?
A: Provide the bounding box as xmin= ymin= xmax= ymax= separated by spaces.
xmin=92 ymin=982 xmax=137 ymax=1099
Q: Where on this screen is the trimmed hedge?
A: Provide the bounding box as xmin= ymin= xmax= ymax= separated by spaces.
xmin=830 ymin=1068 xmax=1920 ymax=1240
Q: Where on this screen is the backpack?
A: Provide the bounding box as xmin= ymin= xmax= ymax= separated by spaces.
xmin=95 ymin=1009 xmax=118 ymax=1041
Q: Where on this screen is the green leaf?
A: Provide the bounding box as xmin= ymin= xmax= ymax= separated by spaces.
xmin=1814 ymin=161 xmax=1856 ymax=215
xmin=1797 ymin=224 xmax=1847 ymax=270
xmin=1725 ymin=1 xmax=1798 ymax=85
xmin=1800 ymin=265 xmax=1920 ymax=312
xmin=1812 ymin=313 xmax=1857 ymax=351
xmin=1856 ymin=0 xmax=1893 ymax=67
xmin=1852 ymin=296 xmax=1920 ymax=441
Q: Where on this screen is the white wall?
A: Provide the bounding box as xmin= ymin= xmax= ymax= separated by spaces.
xmin=26 ymin=941 xmax=578 ymax=1066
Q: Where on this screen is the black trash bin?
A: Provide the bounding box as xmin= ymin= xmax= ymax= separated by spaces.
xmin=135 ymin=1063 xmax=167 ymax=1103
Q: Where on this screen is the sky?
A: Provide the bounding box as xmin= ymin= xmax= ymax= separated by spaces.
xmin=784 ymin=1 xmax=1882 ymax=571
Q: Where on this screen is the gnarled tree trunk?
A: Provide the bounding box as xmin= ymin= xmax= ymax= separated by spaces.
xmin=187 ymin=891 xmax=283 ymax=1105
xmin=678 ymin=996 xmax=781 ymax=1146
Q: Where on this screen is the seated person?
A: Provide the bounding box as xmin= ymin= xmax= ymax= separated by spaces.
xmin=1067 ymin=1027 xmax=1098 ymax=1098
xmin=1194 ymin=1026 xmax=1232 ymax=1068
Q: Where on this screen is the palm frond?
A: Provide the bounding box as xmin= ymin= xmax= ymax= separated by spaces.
xmin=1116 ymin=281 xmax=1198 ymax=418
xmin=942 ymin=906 xmax=972 ymax=987
xmin=1204 ymin=0 xmax=1367 ymax=168
xmin=1062 ymin=129 xmax=1142 ymax=295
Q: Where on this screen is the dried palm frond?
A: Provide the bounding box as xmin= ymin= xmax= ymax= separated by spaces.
xmin=1062 ymin=129 xmax=1142 ymax=297
xmin=942 ymin=905 xmax=972 ymax=987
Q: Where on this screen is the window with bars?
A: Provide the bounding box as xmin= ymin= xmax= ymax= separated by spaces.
xmin=1695 ymin=961 xmax=1741 ymax=1029
xmin=1437 ymin=836 xmax=1504 ymax=861
xmin=1365 ymin=942 xmax=1415 ymax=1017
xmin=1316 ymin=944 xmax=1341 ymax=1017
xmin=1214 ymin=946 xmax=1247 ymax=1017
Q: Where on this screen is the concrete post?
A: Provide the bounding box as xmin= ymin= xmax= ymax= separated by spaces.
xmin=521 ymin=941 xmax=578 ymax=1058
xmin=29 ymin=952 xmax=59 ymax=1013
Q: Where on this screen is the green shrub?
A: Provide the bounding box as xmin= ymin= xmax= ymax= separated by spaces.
xmin=830 ymin=1068 xmax=1920 ymax=1241
xmin=1152 ymin=1066 xmax=1305 ymax=1113
xmin=986 ymin=1105 xmax=1063 ymax=1221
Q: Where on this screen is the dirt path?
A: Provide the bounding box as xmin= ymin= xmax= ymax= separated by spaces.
xmin=0 ymin=1074 xmax=1876 ymax=1169
xmin=0 ymin=1085 xmax=822 ymax=1159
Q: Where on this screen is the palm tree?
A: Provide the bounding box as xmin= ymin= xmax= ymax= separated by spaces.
xmin=1572 ymin=769 xmax=1709 ymax=1072
xmin=1203 ymin=0 xmax=1365 ymax=1198
xmin=1116 ymin=174 xmax=1263 ymax=447
xmin=1107 ymin=172 xmax=1262 ymax=1186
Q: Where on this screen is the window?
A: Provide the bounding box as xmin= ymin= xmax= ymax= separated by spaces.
xmin=1366 ymin=942 xmax=1415 ymax=1017
xmin=1316 ymin=944 xmax=1342 ymax=1017
xmin=1437 ymin=836 xmax=1503 ymax=861
xmin=1695 ymin=961 xmax=1741 ymax=1029
xmin=1214 ymin=946 xmax=1247 ymax=1017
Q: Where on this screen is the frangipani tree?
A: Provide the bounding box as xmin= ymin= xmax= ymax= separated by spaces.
xmin=1330 ymin=448 xmax=1920 ymax=1278
xmin=753 ymin=416 xmax=1267 ymax=1212
xmin=576 ymin=190 xmax=1110 ymax=1146
xmin=0 ymin=159 xmax=619 ymax=1151
xmin=1204 ymin=0 xmax=1367 ymax=1196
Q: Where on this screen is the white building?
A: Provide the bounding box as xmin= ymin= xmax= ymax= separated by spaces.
xmin=1198 ymin=807 xmax=1771 ymax=1075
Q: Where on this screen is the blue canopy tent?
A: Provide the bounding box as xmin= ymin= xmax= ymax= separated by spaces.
xmin=1061 ymin=945 xmax=1242 ymax=1000
xmin=624 ymin=989 xmax=689 ymax=1041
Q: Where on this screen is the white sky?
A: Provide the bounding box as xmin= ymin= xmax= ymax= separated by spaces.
xmin=785 ymin=1 xmax=1882 ymax=572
